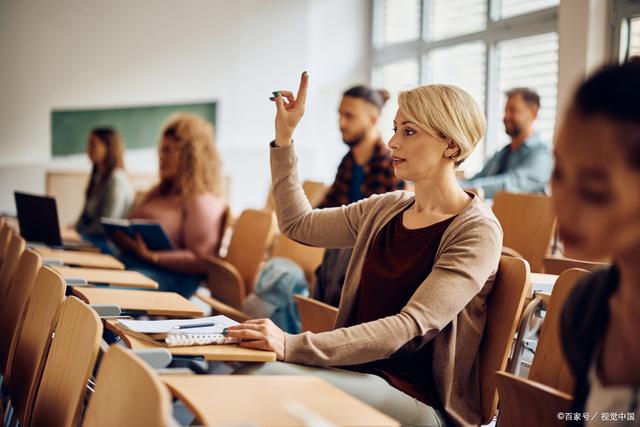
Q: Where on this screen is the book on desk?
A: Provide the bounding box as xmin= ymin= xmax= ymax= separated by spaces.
xmin=117 ymin=315 xmax=240 ymax=347
xmin=101 ymin=218 xmax=173 ymax=251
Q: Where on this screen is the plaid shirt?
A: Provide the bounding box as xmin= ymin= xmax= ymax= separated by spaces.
xmin=319 ymin=139 xmax=405 ymax=208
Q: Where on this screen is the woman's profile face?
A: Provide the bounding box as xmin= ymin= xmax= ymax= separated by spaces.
xmin=158 ymin=136 xmax=180 ymax=181
xmin=387 ymin=109 xmax=452 ymax=182
xmin=551 ymin=110 xmax=640 ymax=261
xmin=87 ymin=135 xmax=107 ymax=166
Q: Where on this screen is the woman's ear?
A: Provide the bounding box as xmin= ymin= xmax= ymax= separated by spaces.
xmin=443 ymin=140 xmax=460 ymax=160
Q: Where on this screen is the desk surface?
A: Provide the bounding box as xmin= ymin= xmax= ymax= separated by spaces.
xmin=35 ymin=247 xmax=124 ymax=270
xmin=162 ymin=375 xmax=399 ymax=427
xmin=52 ymin=266 xmax=158 ymax=289
xmin=105 ymin=320 xmax=276 ymax=362
xmin=72 ymin=287 xmax=203 ymax=317
xmin=530 ymin=273 xmax=559 ymax=294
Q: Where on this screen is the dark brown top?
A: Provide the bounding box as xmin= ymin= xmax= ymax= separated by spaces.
xmin=348 ymin=204 xmax=458 ymax=407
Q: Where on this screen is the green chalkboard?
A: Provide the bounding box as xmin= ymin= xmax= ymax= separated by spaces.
xmin=51 ymin=101 xmax=216 ymax=156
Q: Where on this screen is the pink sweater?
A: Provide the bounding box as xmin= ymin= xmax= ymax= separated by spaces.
xmin=128 ymin=192 xmax=225 ymax=274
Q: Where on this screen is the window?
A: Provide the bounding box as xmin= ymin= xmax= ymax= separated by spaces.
xmin=372 ymin=0 xmax=559 ymax=174
xmin=494 ymin=32 xmax=558 ymax=151
xmin=379 ymin=0 xmax=421 ymax=45
xmin=629 ymin=16 xmax=640 ymax=57
xmin=612 ymin=0 xmax=640 ymax=62
xmin=500 ymin=0 xmax=559 ymax=19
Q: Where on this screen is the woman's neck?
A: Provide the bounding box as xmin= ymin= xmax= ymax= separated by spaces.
xmin=412 ymin=166 xmax=470 ymax=215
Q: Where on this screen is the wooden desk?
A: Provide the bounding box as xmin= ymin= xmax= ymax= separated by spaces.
xmin=529 ymin=273 xmax=559 ymax=294
xmin=35 ymin=247 xmax=124 ymax=270
xmin=59 ymin=227 xmax=84 ymax=243
xmin=162 ymin=375 xmax=399 ymax=426
xmin=51 ymin=266 xmax=158 ymax=289
xmin=105 ymin=320 xmax=275 ymax=362
xmin=71 ymin=287 xmax=203 ymax=317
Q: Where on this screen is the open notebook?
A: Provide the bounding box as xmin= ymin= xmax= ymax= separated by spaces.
xmin=117 ymin=315 xmax=240 ymax=347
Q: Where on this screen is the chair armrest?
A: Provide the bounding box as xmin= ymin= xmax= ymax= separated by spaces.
xmin=91 ymin=304 xmax=121 ymax=317
xmin=202 ymin=255 xmax=246 ymax=309
xmin=132 ymin=348 xmax=172 ymax=369
xmin=195 ymin=292 xmax=251 ymax=322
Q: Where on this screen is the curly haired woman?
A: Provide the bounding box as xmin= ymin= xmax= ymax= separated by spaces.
xmin=114 ymin=113 xmax=226 ymax=298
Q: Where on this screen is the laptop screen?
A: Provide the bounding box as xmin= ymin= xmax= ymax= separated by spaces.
xmin=14 ymin=192 xmax=63 ymax=246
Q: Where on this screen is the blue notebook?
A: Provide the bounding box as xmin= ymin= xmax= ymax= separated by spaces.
xmin=101 ymin=218 xmax=173 ymax=251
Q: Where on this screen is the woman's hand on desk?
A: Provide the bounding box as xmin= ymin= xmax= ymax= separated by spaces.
xmin=225 ymin=318 xmax=285 ymax=360
xmin=112 ymin=230 xmax=159 ymax=264
xmin=271 ymin=71 xmax=309 ymax=147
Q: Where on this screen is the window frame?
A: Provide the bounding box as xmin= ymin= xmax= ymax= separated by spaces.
xmin=371 ymin=0 xmax=558 ymax=162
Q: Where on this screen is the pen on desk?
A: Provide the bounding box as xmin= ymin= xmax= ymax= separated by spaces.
xmin=172 ymin=322 xmax=217 ymax=330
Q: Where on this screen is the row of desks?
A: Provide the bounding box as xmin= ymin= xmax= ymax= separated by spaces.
xmin=30 ymin=240 xmax=564 ymax=427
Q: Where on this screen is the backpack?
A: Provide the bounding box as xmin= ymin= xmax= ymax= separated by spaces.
xmin=242 ymin=257 xmax=309 ymax=333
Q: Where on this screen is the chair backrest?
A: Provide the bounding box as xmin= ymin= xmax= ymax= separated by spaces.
xmin=294 ymin=295 xmax=338 ymax=333
xmin=528 ymin=268 xmax=588 ymax=393
xmin=0 ymin=248 xmax=42 ymax=378
xmin=302 ymin=180 xmax=329 ymax=207
xmin=8 ymin=266 xmax=66 ymax=426
xmin=83 ymin=345 xmax=174 ymax=427
xmin=271 ymin=234 xmax=325 ymax=288
xmin=225 ymin=209 xmax=275 ymax=294
xmin=492 ymin=192 xmax=556 ymax=272
xmin=0 ymin=231 xmax=26 ymax=305
xmin=213 ymin=204 xmax=232 ymax=257
xmin=265 ymin=180 xmax=329 ymax=211
xmin=31 ymin=296 xmax=103 ymax=427
xmin=0 ymin=220 xmax=10 ymax=263
xmin=542 ymin=256 xmax=609 ymax=275
xmin=479 ymin=256 xmax=530 ymax=424
xmin=494 ymin=372 xmax=572 ymax=427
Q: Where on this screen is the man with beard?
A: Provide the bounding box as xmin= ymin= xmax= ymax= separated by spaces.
xmin=461 ymin=87 xmax=552 ymax=199
xmin=315 ymin=85 xmax=405 ymax=307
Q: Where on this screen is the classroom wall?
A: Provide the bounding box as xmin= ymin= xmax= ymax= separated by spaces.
xmin=0 ymin=0 xmax=371 ymax=214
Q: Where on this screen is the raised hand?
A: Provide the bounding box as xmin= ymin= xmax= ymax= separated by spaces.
xmin=270 ymin=71 xmax=309 ymax=147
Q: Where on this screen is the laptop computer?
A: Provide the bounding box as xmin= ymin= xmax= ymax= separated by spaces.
xmin=14 ymin=191 xmax=93 ymax=250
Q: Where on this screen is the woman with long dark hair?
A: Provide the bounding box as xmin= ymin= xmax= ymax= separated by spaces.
xmin=75 ymin=127 xmax=133 ymax=238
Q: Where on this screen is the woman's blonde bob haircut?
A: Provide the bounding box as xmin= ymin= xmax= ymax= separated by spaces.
xmin=398 ymin=84 xmax=486 ymax=166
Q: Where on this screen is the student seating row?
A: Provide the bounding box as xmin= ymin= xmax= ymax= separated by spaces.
xmin=0 ymin=190 xmax=597 ymax=426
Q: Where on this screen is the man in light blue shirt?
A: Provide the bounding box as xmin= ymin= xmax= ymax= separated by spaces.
xmin=461 ymin=87 xmax=553 ymax=199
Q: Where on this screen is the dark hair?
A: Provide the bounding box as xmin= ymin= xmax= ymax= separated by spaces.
xmin=86 ymin=127 xmax=125 ymax=197
xmin=573 ymin=57 xmax=640 ymax=170
xmin=505 ymin=87 xmax=541 ymax=110
xmin=342 ymin=85 xmax=390 ymax=111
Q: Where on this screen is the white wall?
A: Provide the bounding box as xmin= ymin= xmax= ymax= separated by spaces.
xmin=0 ymin=0 xmax=370 ymax=214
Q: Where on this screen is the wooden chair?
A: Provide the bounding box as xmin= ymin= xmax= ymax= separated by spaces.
xmin=83 ymin=345 xmax=175 ymax=427
xmin=271 ymin=233 xmax=324 ymax=292
xmin=0 ymin=232 xmax=25 ymax=304
xmin=293 ymin=295 xmax=338 ymax=333
xmin=542 ymin=255 xmax=609 ymax=275
xmin=478 ymin=256 xmax=530 ymax=424
xmin=0 ymin=221 xmax=10 ymax=265
xmin=198 ymin=209 xmax=275 ymax=321
xmin=492 ymin=192 xmax=556 ymax=273
xmin=302 ymin=180 xmax=330 ymax=207
xmin=0 ymin=249 xmax=42 ymax=382
xmin=30 ymin=296 xmax=103 ymax=427
xmin=264 ymin=180 xmax=329 ymax=211
xmin=5 ymin=267 xmax=66 ymax=427
xmin=494 ymin=373 xmax=572 ymax=427
xmin=495 ymin=268 xmax=588 ymax=426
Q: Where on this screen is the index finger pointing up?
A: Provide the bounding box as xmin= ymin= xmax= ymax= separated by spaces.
xmin=296 ymin=71 xmax=309 ymax=106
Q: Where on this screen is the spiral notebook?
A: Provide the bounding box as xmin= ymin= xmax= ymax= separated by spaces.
xmin=117 ymin=315 xmax=240 ymax=347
